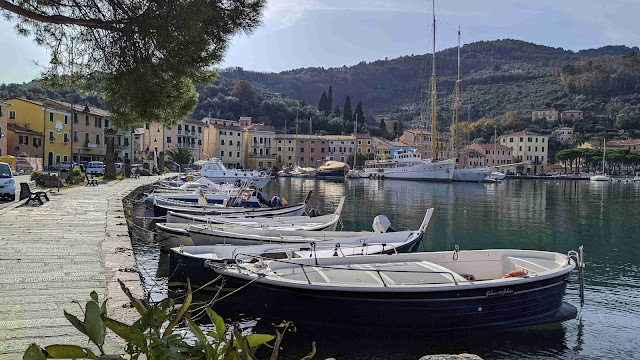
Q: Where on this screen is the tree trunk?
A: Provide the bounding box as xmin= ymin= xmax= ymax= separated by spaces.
xmin=104 ymin=129 xmax=117 ymax=179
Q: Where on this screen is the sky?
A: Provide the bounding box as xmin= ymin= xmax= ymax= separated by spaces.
xmin=1 ymin=0 xmax=639 ymax=84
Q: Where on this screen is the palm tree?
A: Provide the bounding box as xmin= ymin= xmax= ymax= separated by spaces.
xmin=166 ymin=146 xmax=193 ymax=165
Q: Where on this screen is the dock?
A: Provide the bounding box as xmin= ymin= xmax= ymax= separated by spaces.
xmin=0 ymin=175 xmax=169 ymax=359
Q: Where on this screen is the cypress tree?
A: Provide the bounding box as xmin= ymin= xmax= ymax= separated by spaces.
xmin=328 ymin=86 xmax=333 ymax=114
xmin=353 ymin=100 xmax=365 ymax=126
xmin=318 ymin=91 xmax=328 ymax=113
xmin=343 ymin=96 xmax=353 ymax=122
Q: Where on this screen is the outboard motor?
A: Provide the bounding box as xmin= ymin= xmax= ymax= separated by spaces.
xmin=308 ymin=208 xmax=321 ymax=218
xmin=372 ymin=215 xmax=394 ymax=233
xmin=270 ymin=196 xmax=283 ymax=208
xmin=256 ymin=191 xmax=270 ymax=206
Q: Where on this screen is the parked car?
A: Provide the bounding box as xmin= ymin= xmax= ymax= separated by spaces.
xmin=86 ymin=161 xmax=105 ymax=176
xmin=0 ymin=162 xmax=16 ymax=201
xmin=58 ymin=161 xmax=73 ymax=172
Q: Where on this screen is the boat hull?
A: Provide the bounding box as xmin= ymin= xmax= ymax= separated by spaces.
xmin=365 ymin=160 xmax=455 ymax=181
xmin=204 ymin=177 xmax=270 ymax=188
xmin=452 ymin=167 xmax=494 ymax=182
xmin=209 ymin=271 xmax=574 ymax=330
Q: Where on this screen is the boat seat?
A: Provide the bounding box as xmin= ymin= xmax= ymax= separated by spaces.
xmin=503 ymin=256 xmax=556 ymax=276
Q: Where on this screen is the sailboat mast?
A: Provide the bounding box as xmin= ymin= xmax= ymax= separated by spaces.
xmin=454 ymin=26 xmax=461 ymax=162
xmin=431 ymin=0 xmax=438 ymax=161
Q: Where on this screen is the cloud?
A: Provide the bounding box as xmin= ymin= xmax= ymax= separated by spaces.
xmin=262 ymin=0 xmax=322 ymax=29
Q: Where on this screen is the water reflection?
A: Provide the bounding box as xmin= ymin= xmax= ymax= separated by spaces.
xmin=131 ymin=178 xmax=640 ymax=360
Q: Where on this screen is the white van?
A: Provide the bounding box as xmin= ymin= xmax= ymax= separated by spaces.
xmin=86 ymin=161 xmax=105 ymax=176
xmin=0 ymin=162 xmax=16 ymax=201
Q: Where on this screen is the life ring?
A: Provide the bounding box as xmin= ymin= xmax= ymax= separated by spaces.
xmin=240 ymin=189 xmax=252 ymax=202
xmin=503 ymin=270 xmax=527 ymax=278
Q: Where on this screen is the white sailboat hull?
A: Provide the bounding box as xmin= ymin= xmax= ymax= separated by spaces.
xmin=452 ymin=167 xmax=495 ymax=182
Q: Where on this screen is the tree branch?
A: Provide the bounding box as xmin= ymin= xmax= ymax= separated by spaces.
xmin=0 ymin=0 xmax=123 ymax=30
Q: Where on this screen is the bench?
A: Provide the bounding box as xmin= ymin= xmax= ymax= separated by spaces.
xmin=85 ymin=174 xmax=99 ymax=186
xmin=20 ymin=181 xmax=51 ymax=205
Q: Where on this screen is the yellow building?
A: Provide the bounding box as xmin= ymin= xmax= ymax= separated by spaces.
xmin=275 ymin=134 xmax=298 ymax=167
xmin=6 ymin=98 xmax=71 ymax=168
xmin=244 ymin=122 xmax=276 ymax=170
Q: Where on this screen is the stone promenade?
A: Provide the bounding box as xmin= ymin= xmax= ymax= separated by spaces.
xmin=0 ymin=175 xmax=168 ymax=359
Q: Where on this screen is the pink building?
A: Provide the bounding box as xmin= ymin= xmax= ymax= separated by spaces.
xmin=296 ymin=135 xmax=328 ymax=167
xmin=469 ymin=143 xmax=513 ymax=166
xmin=325 ymin=135 xmax=356 ymax=163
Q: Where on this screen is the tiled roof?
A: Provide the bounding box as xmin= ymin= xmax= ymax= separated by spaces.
xmin=7 ymin=123 xmax=43 ymax=136
xmin=42 ymin=99 xmax=110 ymax=116
xmin=502 ymin=130 xmax=545 ymax=137
xmin=608 ymin=139 xmax=640 ymax=146
xmin=471 ymin=143 xmax=513 ymax=151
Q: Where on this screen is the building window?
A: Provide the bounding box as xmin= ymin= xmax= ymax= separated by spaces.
xmin=96 ymin=134 xmax=100 ymax=144
xmin=9 ymin=110 xmax=16 ymax=119
xmin=166 ymin=137 xmax=172 ymax=143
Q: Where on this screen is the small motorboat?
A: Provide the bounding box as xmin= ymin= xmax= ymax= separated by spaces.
xmin=317 ymin=160 xmax=349 ymax=178
xmin=345 ymin=168 xmax=367 ymax=179
xmin=151 ymin=190 xmax=308 ymax=217
xmin=156 ymin=197 xmax=345 ymax=250
xmin=168 ymin=209 xmax=433 ymax=289
xmin=207 ymin=246 xmax=585 ymax=330
xmin=186 ymin=205 xmax=407 ymax=247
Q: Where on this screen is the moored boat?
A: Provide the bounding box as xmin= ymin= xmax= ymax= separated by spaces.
xmin=207 ymin=246 xmax=585 ymax=330
xmin=168 ymin=209 xmax=433 ymax=289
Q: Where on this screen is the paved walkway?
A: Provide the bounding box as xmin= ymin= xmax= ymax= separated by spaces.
xmin=0 ymin=175 xmax=169 ymax=359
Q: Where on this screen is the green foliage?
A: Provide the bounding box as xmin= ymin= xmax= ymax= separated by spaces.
xmin=22 ymin=280 xmax=297 ymax=360
xmin=166 ymin=146 xmax=194 ymax=165
xmin=343 ymin=96 xmax=353 ymax=122
xmin=2 ymin=0 xmax=266 ymax=128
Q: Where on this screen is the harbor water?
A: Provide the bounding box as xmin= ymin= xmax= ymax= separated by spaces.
xmin=131 ymin=178 xmax=640 ymax=360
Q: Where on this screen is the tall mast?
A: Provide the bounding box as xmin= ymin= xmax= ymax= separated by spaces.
xmin=430 ymin=0 xmax=438 ymax=161
xmin=454 ymin=26 xmax=461 ymax=162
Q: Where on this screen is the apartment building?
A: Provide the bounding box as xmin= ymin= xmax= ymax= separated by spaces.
xmin=244 ymin=122 xmax=276 ymax=169
xmin=499 ymin=130 xmax=549 ymax=174
xmin=325 ymin=135 xmax=355 ymax=163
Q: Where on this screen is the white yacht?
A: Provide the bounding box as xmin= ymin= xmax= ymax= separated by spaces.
xmin=364 ymin=150 xmax=455 ymax=181
xmin=200 ymin=158 xmax=270 ymax=188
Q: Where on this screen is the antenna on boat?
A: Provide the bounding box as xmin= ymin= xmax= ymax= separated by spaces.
xmin=430 ymin=0 xmax=438 ymax=161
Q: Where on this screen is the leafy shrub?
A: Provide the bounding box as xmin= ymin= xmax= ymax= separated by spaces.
xmin=23 ymin=280 xmax=313 ymax=360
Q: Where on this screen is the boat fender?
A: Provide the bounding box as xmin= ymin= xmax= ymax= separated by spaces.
xmin=503 ymin=270 xmax=528 ymax=278
xmin=309 ymin=208 xmax=321 ymax=217
xmin=372 ymin=215 xmax=392 ymax=233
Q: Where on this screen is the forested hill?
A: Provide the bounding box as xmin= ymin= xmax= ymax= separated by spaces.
xmin=219 ymin=39 xmax=638 ymax=119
